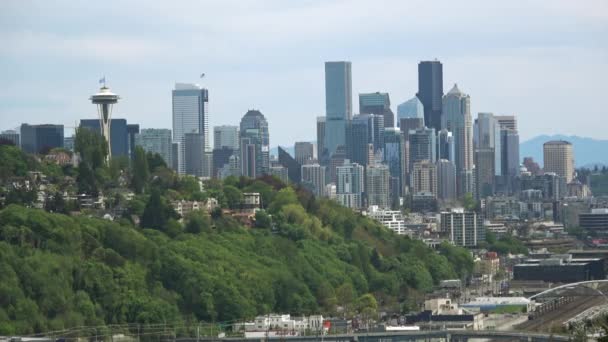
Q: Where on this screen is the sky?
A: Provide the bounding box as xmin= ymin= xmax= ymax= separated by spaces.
xmin=1 ymin=0 xmax=607 ymax=147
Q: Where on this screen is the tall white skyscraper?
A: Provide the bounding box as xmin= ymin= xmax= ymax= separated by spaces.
xmin=442 ymin=84 xmax=473 ymax=197
xmin=172 ymin=83 xmax=209 ymax=175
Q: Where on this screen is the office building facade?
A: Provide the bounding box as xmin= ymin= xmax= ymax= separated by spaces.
xmin=135 ymin=128 xmax=173 ymax=166
xmin=442 ymin=84 xmax=474 ymax=197
xmin=325 ymin=61 xmax=352 ymax=156
xmin=0 ymin=130 xmax=20 ymax=146
xmin=397 ymin=96 xmax=424 ymax=127
xmin=437 ymin=159 xmax=457 ymax=201
xmin=239 ymin=110 xmax=270 ymax=178
xmin=20 ymin=124 xmax=64 ymax=154
xmin=214 ymin=125 xmax=239 ymax=150
xmin=417 ymin=60 xmax=443 ymax=131
xmin=411 ymin=160 xmax=437 ymax=197
xmin=301 ymin=163 xmax=327 ymax=197
xmin=295 ymin=141 xmax=315 ymax=165
xmin=172 ymin=83 xmax=209 ymax=174
xmin=359 ymin=92 xmax=394 ymax=128
xmin=543 ymin=140 xmax=574 ymax=183
xmin=366 ymin=163 xmax=391 ymax=208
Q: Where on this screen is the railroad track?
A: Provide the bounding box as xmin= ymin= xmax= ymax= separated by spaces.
xmin=517 ymin=295 xmax=600 ymax=332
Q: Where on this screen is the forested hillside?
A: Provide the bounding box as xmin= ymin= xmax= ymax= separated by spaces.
xmin=0 ymin=143 xmax=473 ymax=335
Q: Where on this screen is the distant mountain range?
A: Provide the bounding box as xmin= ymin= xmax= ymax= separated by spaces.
xmin=271 ymin=135 xmax=608 ymax=169
xmin=520 ymin=135 xmax=608 ymax=168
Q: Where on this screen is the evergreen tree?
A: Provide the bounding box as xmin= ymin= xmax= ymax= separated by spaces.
xmin=131 ymin=147 xmax=150 ymax=194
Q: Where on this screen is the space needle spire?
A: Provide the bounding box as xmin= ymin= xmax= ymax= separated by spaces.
xmin=90 ymin=78 xmax=120 ymax=163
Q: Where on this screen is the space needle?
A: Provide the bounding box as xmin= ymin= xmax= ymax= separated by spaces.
xmin=90 ymin=78 xmax=120 ymax=163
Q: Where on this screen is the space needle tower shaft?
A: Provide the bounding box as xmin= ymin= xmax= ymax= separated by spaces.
xmin=90 ymin=80 xmax=120 ymax=163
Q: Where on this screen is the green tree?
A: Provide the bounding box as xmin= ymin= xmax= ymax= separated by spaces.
xmin=185 ymin=211 xmax=211 ymax=234
xmin=131 ymin=147 xmax=150 ymax=194
xmin=141 ymin=189 xmax=176 ymax=231
xmin=462 ymin=192 xmax=476 ymax=211
xmin=223 ymin=185 xmax=243 ymax=209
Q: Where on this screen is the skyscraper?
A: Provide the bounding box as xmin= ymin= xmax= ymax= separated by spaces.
xmin=294 ymin=142 xmax=315 ymax=164
xmin=411 ymin=160 xmax=438 ymax=198
xmin=184 ymin=133 xmax=205 ymax=177
xmin=349 ymin=114 xmax=384 ymax=167
xmin=544 ymin=140 xmax=574 ymax=183
xmin=20 ymin=124 xmax=64 ymax=154
xmin=172 ymin=83 xmax=209 ymax=174
xmin=240 ymin=110 xmax=270 ymax=178
xmin=301 ymin=163 xmax=327 ymax=197
xmin=475 ymin=148 xmax=495 ymax=199
xmin=442 ymin=84 xmax=474 ymax=197
xmin=278 ymin=146 xmax=301 ymax=184
xmin=497 ymin=115 xmax=520 ymax=193
xmin=213 ymin=125 xmax=239 ymax=150
xmin=336 ymin=160 xmax=365 ymax=209
xmin=212 ymin=147 xmax=236 ymax=179
xmin=437 ymin=129 xmax=455 ymax=162
xmin=416 ymin=60 xmax=443 ymax=131
xmin=397 ymin=96 xmax=425 ymax=127
xmin=366 ymin=163 xmax=391 ymax=208
xmin=399 ymin=117 xmax=424 ymax=141
xmin=474 ymin=112 xmax=501 ymax=177
xmin=325 ymin=61 xmax=352 ymax=156
xmin=437 ymin=159 xmax=457 ymax=201
xmin=316 ymin=116 xmax=327 ymax=165
xmin=359 ymin=92 xmax=394 ymax=128
xmin=135 ymin=128 xmax=173 ymax=166
xmin=384 ymin=128 xmax=405 ymax=201
xmin=408 ymin=127 xmax=436 ymax=170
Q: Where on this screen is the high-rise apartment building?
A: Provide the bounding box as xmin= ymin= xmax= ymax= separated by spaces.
xmin=325 ymin=61 xmax=352 ymax=156
xmin=440 ymin=209 xmax=485 ymax=247
xmin=359 ymin=92 xmax=394 ymax=128
xmin=301 ymin=163 xmax=326 ymax=197
xmin=411 ymin=160 xmax=437 ymax=197
xmin=336 ymin=160 xmax=364 ymax=209
xmin=397 ymin=96 xmax=424 ymax=127
xmin=416 ymin=60 xmax=443 ymax=131
xmin=366 ymin=163 xmax=391 ymax=208
xmin=295 ymin=142 xmax=315 ymax=165
xmin=20 ymin=124 xmax=64 ymax=154
xmin=239 ymin=110 xmax=270 ymax=178
xmin=213 ymin=125 xmax=239 ymax=150
xmin=437 ymin=159 xmax=457 ymax=201
xmin=172 ymin=83 xmax=209 ymax=174
xmin=135 ymin=128 xmax=173 ymax=166
xmin=543 ymin=140 xmax=574 ymax=183
xmin=442 ymin=84 xmax=474 ymax=197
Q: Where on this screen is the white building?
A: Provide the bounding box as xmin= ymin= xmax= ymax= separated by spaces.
xmin=234 ymin=314 xmax=325 ymax=335
xmin=366 ymin=205 xmax=413 ymax=236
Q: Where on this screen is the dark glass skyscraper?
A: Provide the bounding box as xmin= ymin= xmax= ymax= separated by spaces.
xmin=80 ymin=119 xmax=130 ymax=158
xmin=416 ymin=60 xmax=443 ymax=132
xmin=20 ymin=124 xmax=64 ymax=154
xmin=325 ymin=61 xmax=352 ymax=157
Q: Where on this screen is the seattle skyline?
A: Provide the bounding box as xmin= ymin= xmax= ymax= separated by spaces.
xmin=1 ymin=0 xmax=607 ymax=146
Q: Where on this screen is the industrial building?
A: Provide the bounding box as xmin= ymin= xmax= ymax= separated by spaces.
xmin=513 ymin=254 xmax=605 ymax=283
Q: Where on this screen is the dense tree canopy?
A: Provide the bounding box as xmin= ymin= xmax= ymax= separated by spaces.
xmin=0 ymin=144 xmax=476 ymax=335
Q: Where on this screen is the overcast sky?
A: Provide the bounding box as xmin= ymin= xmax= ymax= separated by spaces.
xmin=1 ymin=0 xmax=607 ymax=146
